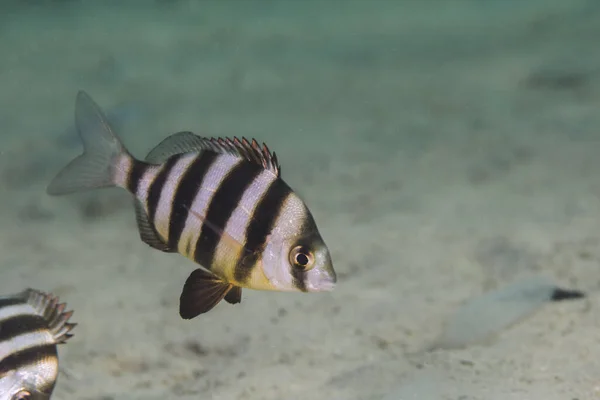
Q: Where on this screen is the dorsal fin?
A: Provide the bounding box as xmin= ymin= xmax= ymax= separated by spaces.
xmin=145 ymin=132 xmax=281 ymax=177
xmin=23 ymin=288 xmax=77 ymax=344
xmin=145 ymin=131 xmax=209 ymax=163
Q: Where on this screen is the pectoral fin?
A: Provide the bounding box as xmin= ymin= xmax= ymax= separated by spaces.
xmin=179 ymin=268 xmax=235 ymax=319
xmin=186 ymin=206 xmax=246 ymax=255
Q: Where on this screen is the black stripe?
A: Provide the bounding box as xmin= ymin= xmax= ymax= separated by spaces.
xmin=0 ymin=297 xmax=24 ymax=308
xmin=0 ymin=344 xmax=57 ymax=376
xmin=290 ymin=217 xmax=314 ymax=292
xmin=290 ymin=228 xmax=306 ymax=292
xmin=291 ymin=264 xmax=307 ymax=292
xmin=126 ymin=161 xmax=148 ymax=194
xmin=194 ymin=162 xmax=262 ymax=269
xmin=0 ymin=315 xmax=46 ymax=344
xmin=146 ymin=155 xmax=182 ymax=225
xmin=234 ymin=179 xmax=292 ymax=283
xmin=167 ymin=151 xmax=218 ymax=249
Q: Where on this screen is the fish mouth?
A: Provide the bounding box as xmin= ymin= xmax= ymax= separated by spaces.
xmin=305 ymin=273 xmax=337 ymax=292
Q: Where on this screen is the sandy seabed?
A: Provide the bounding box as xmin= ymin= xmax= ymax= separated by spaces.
xmin=1 ymin=1 xmax=600 ymax=399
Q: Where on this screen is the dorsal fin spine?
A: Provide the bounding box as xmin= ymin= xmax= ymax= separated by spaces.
xmin=206 ymin=136 xmax=280 ymax=177
xmin=23 ymin=288 xmax=77 ymax=345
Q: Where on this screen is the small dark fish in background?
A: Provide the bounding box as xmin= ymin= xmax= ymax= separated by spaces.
xmin=431 ymin=276 xmax=586 ymax=350
xmin=47 ymin=91 xmax=337 ymax=319
xmin=0 ymin=288 xmax=76 ymax=400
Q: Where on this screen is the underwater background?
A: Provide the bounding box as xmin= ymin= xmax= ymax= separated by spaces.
xmin=1 ymin=0 xmax=600 ymax=399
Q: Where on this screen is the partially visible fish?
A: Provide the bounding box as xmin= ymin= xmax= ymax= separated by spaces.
xmin=47 ymin=91 xmax=337 ymax=320
xmin=0 ymin=289 xmax=76 ymax=400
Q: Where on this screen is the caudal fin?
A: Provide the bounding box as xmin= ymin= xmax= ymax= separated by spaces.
xmin=47 ymin=91 xmax=131 ymax=196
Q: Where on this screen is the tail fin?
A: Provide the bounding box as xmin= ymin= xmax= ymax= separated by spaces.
xmin=47 ymin=90 xmax=131 ymax=196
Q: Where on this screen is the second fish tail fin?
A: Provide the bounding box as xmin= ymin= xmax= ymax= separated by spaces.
xmin=47 ymin=90 xmax=135 ymax=196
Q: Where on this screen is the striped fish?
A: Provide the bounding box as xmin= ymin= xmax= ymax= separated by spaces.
xmin=0 ymin=289 xmax=76 ymax=400
xmin=47 ymin=91 xmax=337 ymax=320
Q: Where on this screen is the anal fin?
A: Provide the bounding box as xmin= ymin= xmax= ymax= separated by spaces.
xmin=134 ymin=201 xmax=175 ymax=253
xmin=180 ymin=268 xmax=235 ymax=319
xmin=224 ymin=286 xmax=242 ymax=304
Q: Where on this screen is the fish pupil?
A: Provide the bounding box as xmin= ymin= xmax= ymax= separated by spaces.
xmin=295 ymin=252 xmax=309 ymax=267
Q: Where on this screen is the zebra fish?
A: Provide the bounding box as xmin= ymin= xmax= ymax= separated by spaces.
xmin=47 ymin=91 xmax=336 ymax=319
xmin=0 ymin=288 xmax=76 ymax=400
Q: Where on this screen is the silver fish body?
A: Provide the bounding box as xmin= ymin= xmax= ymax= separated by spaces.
xmin=47 ymin=91 xmax=337 ymax=319
xmin=0 ymin=289 xmax=76 ymax=400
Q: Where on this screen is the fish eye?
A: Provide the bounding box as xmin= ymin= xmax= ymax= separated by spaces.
xmin=289 ymin=245 xmax=315 ymax=270
xmin=12 ymin=390 xmax=31 ymax=400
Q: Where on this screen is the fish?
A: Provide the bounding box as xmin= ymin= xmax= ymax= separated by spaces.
xmin=0 ymin=288 xmax=76 ymax=400
xmin=47 ymin=91 xmax=337 ymax=319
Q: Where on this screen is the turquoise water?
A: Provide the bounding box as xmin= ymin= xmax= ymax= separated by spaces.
xmin=1 ymin=1 xmax=599 ymax=399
